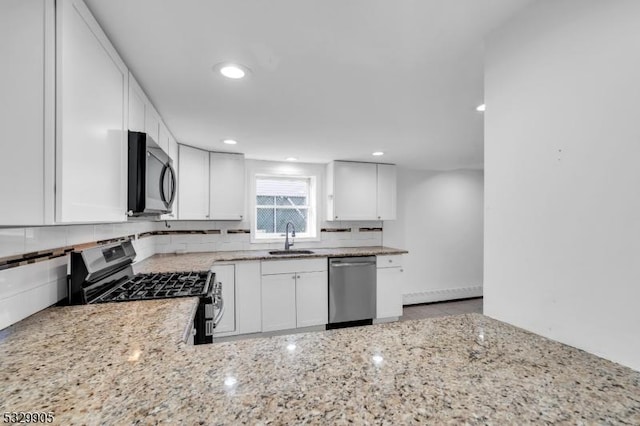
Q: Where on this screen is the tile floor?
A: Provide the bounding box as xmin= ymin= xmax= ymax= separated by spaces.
xmin=400 ymin=297 xmax=483 ymax=321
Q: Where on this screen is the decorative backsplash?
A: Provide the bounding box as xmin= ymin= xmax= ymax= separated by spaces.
xmin=0 ymin=235 xmax=135 ymax=271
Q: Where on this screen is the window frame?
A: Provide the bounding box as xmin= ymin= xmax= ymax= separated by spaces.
xmin=252 ymin=174 xmax=318 ymax=242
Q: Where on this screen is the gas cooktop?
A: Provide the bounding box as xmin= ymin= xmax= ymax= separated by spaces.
xmin=95 ymin=271 xmax=212 ymax=303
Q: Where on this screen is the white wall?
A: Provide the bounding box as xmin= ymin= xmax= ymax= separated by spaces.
xmin=385 ymin=168 xmax=484 ymax=304
xmin=485 ymin=0 xmax=640 ymax=371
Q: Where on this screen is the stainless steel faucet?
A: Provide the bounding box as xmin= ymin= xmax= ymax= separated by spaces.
xmin=284 ymin=222 xmax=296 ymax=251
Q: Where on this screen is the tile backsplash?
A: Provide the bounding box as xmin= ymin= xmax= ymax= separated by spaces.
xmin=0 ymin=219 xmax=384 ymax=330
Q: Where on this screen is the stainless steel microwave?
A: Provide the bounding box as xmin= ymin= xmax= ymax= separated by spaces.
xmin=127 ymin=131 xmax=176 ymax=216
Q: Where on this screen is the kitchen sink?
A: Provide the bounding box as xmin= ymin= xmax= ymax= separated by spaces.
xmin=268 ymin=250 xmax=315 ymax=255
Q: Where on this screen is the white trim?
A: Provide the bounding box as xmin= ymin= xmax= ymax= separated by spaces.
xmin=248 ymin=161 xmax=324 ymax=244
xmin=403 ymin=285 xmax=483 ymax=305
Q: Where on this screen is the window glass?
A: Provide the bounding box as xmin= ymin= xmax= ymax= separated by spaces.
xmin=255 ymin=176 xmax=314 ymax=238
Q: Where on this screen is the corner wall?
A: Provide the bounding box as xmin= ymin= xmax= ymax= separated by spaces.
xmin=485 ymin=0 xmax=640 ymax=371
xmin=384 ymin=168 xmax=484 ymax=304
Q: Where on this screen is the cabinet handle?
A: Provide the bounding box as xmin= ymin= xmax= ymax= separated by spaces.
xmin=400 ymin=269 xmax=404 ymax=272
xmin=388 ymin=259 xmax=392 ymax=263
xmin=297 ymin=275 xmax=301 ymax=279
xmin=335 ymin=216 xmax=338 ymax=219
xmin=378 ymin=216 xmax=381 ymax=219
xmin=292 ymin=275 xmax=296 ymax=279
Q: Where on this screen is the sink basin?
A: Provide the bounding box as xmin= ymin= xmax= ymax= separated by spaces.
xmin=268 ymin=250 xmax=315 ymax=255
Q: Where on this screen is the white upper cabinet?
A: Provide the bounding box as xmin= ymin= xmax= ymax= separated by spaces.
xmin=178 ymin=144 xmax=209 ymax=219
xmin=328 ymin=161 xmax=377 ymax=221
xmin=209 ymin=152 xmax=245 ymax=221
xmin=158 ymin=121 xmax=170 ymax=154
xmin=326 ymin=161 xmax=396 ymax=221
xmin=127 ymin=73 xmax=146 ymax=133
xmin=376 ymin=163 xmax=397 ymax=220
xmin=0 ymin=0 xmax=55 ymax=226
xmin=128 ymin=72 xmax=172 ymax=153
xmin=56 ymin=0 xmax=128 ymax=223
xmin=144 ymin=104 xmax=160 ymax=144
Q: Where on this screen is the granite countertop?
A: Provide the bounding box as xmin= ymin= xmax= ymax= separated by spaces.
xmin=134 ymin=245 xmax=408 ymax=273
xmin=1 ymin=300 xmax=639 ymax=424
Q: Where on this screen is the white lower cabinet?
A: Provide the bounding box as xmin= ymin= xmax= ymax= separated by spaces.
xmin=211 ymin=264 xmax=236 ymax=336
xmin=376 ymin=256 xmax=404 ymax=319
xmin=261 ymin=274 xmax=297 ymax=332
xmin=296 ymin=271 xmax=328 ymax=328
xmin=261 ymin=259 xmax=328 ymax=332
xmin=236 ymin=261 xmax=262 ymax=334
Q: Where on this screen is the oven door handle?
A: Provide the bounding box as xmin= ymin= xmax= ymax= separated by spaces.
xmin=213 ymin=295 xmax=225 ymax=327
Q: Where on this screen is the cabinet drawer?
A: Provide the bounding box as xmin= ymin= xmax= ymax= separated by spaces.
xmin=261 ymin=258 xmax=327 ymax=275
xmin=377 ymin=255 xmax=403 ymax=268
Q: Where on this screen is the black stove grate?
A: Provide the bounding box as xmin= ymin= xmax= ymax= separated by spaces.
xmin=95 ymin=271 xmax=211 ymax=303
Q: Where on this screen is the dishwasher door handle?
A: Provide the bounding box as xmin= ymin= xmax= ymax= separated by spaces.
xmin=331 ymin=262 xmax=377 ymax=268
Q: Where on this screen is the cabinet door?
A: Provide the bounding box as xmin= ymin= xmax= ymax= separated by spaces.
xmin=128 ymin=72 xmax=146 ymax=132
xmin=261 ymin=274 xmax=296 ymax=332
xmin=0 ymin=0 xmax=55 ymax=225
xmin=376 ymin=267 xmax=404 ymax=318
xmin=209 ymin=152 xmax=245 ymax=220
xmin=56 ymin=0 xmax=128 ymax=223
xmin=332 ymin=161 xmax=377 ymax=220
xmin=158 ymin=121 xmax=170 ymax=154
xmin=145 ymin=104 xmax=160 ymax=144
xmin=236 ymin=261 xmax=262 ymax=334
xmin=178 ymin=144 xmax=209 ymax=219
xmin=296 ymin=271 xmax=328 ymax=328
xmin=211 ymin=264 xmax=236 ymax=335
xmin=376 ymin=164 xmax=397 ymax=220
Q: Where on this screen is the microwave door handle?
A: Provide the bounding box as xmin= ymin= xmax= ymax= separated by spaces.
xmin=159 ymin=163 xmax=170 ymax=207
xmin=167 ymin=163 xmax=177 ymax=207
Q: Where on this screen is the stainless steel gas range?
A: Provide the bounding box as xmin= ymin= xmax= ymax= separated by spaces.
xmin=68 ymin=240 xmax=223 ymax=345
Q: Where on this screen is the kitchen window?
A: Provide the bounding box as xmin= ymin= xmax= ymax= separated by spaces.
xmin=254 ymin=176 xmax=317 ymax=240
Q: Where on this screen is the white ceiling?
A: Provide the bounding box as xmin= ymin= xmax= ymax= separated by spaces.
xmin=85 ymin=0 xmax=531 ymax=170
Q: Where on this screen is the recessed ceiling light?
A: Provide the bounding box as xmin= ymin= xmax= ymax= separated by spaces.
xmin=286 ymin=157 xmax=298 ymax=162
xmin=223 ymin=139 xmax=237 ymax=145
xmin=372 ymin=151 xmax=384 ymax=156
xmin=220 ymin=64 xmax=246 ymax=79
xmin=476 ymin=104 xmax=486 ymax=112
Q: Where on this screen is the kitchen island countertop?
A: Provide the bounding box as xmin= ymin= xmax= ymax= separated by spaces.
xmin=134 ymin=245 xmax=408 ymax=273
xmin=1 ymin=297 xmax=639 ymax=424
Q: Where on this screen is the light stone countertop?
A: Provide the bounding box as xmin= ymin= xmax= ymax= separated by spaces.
xmin=133 ymin=245 xmax=408 ymax=273
xmin=1 ymin=299 xmax=639 ymax=425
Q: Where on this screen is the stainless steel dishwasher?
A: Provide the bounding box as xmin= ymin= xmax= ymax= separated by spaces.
xmin=328 ymin=256 xmax=377 ymax=327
